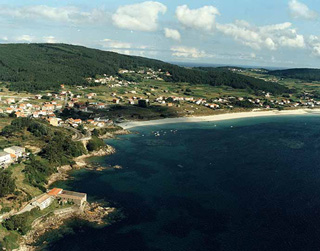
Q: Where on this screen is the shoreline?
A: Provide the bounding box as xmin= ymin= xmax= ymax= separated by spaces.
xmin=16 ymin=146 xmax=118 ymax=251
xmin=119 ymin=108 xmax=320 ymax=129
xmin=46 ymin=145 xmax=116 ymax=187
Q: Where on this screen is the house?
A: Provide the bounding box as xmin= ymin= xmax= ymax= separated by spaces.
xmin=67 ymin=102 xmax=74 ymax=108
xmin=43 ymin=104 xmax=55 ymax=111
xmin=79 ymin=106 xmax=88 ymax=112
xmin=0 ymin=151 xmax=12 ymax=167
xmin=6 ymin=98 xmax=15 ymax=104
xmin=57 ymin=190 xmax=87 ymax=207
xmin=97 ymin=103 xmax=106 ymax=109
xmin=4 ymin=146 xmax=26 ymax=159
xmin=48 ymin=188 xmax=63 ymax=196
xmin=74 ymin=119 xmax=82 ymax=124
xmin=86 ymin=93 xmax=97 ymax=99
xmin=34 ymin=95 xmax=42 ymax=100
xmin=5 ymin=108 xmax=14 ymax=114
xmin=33 ymin=112 xmax=39 ymax=118
xmin=55 ymin=104 xmax=63 ymax=110
xmin=15 ymin=112 xmax=26 ymax=118
xmin=33 ymin=194 xmax=54 ymax=210
xmin=48 ymin=188 xmax=87 ymax=208
xmin=113 ymin=98 xmax=120 ymax=104
xmin=48 ymin=117 xmax=59 ymax=126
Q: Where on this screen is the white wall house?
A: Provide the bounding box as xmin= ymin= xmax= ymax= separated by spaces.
xmin=33 ymin=194 xmax=53 ymax=210
xmin=4 ymin=146 xmax=26 ymax=158
xmin=0 ymin=151 xmax=12 ymax=167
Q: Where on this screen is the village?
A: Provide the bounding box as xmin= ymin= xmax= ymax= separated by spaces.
xmin=0 ymin=68 xmax=318 ymax=129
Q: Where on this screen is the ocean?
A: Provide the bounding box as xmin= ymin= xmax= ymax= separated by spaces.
xmin=42 ymin=115 xmax=320 ymax=251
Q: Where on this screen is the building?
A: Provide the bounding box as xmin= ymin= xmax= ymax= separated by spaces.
xmin=57 ymin=190 xmax=87 ymax=207
xmin=4 ymin=146 xmax=26 ymax=158
xmin=6 ymin=98 xmax=15 ymax=104
xmin=48 ymin=117 xmax=59 ymax=126
xmin=34 ymin=194 xmax=54 ymax=210
xmin=0 ymin=151 xmax=12 ymax=167
xmin=48 ymin=188 xmax=63 ymax=196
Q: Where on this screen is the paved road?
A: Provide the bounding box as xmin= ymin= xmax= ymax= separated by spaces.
xmin=62 ymin=125 xmax=91 ymax=141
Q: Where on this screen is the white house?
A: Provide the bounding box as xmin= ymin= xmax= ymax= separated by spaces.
xmin=33 ymin=194 xmax=53 ymax=210
xmin=4 ymin=146 xmax=26 ymax=158
xmin=0 ymin=151 xmax=13 ymax=167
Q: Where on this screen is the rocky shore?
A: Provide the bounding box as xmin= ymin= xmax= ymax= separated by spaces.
xmin=16 ymin=203 xmax=118 ymax=251
xmin=15 ymin=128 xmax=129 ymax=250
xmin=98 ymin=129 xmax=131 ymax=139
xmin=46 ymin=145 xmax=116 ymax=187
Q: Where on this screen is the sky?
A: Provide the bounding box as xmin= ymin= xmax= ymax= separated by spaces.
xmin=1 ymin=0 xmax=320 ymax=68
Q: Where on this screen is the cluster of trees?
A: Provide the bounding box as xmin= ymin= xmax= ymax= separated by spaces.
xmin=196 ymin=68 xmax=290 ymax=95
xmin=86 ymin=136 xmax=105 ymax=152
xmin=24 ymin=155 xmax=55 ymax=190
xmin=0 ymin=118 xmax=86 ymax=188
xmin=0 ymin=170 xmax=15 ymax=197
xmin=1 ymin=118 xmax=52 ymax=138
xmin=0 ymin=43 xmax=289 ymax=95
xmin=40 ymin=132 xmax=86 ymax=166
xmin=92 ymin=126 xmax=122 ymax=137
xmin=269 ymin=68 xmax=320 ymax=81
xmin=3 ymin=208 xmax=39 ymax=235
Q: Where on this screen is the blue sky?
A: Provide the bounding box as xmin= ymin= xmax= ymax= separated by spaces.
xmin=1 ymin=0 xmax=320 ymax=68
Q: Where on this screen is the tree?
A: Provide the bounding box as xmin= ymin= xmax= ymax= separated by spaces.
xmin=0 ymin=170 xmax=16 ymax=197
xmin=87 ymin=137 xmax=105 ymax=152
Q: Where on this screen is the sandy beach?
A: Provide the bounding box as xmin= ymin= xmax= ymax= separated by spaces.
xmin=119 ymin=109 xmax=320 ymax=129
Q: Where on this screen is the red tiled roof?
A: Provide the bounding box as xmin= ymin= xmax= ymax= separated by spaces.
xmin=48 ymin=188 xmax=63 ymax=196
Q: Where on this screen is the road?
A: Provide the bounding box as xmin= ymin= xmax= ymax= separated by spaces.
xmin=62 ymin=125 xmax=91 ymax=141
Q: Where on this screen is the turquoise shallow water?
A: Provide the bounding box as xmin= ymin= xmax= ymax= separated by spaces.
xmin=44 ymin=115 xmax=320 ymax=251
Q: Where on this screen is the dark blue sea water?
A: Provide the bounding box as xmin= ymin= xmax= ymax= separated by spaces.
xmin=45 ymin=115 xmax=320 ymax=251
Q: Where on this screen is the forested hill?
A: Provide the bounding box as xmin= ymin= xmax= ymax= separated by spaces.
xmin=0 ymin=43 xmax=288 ymax=94
xmin=268 ymin=68 xmax=320 ymax=81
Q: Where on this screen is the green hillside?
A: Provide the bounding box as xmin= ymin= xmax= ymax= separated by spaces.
xmin=268 ymin=68 xmax=320 ymax=81
xmin=0 ymin=43 xmax=288 ymax=94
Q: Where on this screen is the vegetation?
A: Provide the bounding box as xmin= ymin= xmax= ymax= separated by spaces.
xmin=24 ymin=155 xmax=55 ymax=190
xmin=2 ymin=208 xmax=39 ymax=235
xmin=86 ymin=136 xmax=105 ymax=152
xmin=0 ymin=118 xmax=85 ymax=188
xmin=197 ymin=67 xmax=289 ymax=94
xmin=0 ymin=43 xmax=288 ymax=94
xmin=268 ymin=68 xmax=320 ymax=81
xmin=40 ymin=132 xmax=86 ymax=166
xmin=92 ymin=126 xmax=123 ymax=136
xmin=1 ymin=118 xmax=52 ymax=138
xmin=0 ymin=170 xmax=16 ymax=197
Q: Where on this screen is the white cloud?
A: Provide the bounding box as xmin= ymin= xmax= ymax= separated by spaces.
xmin=171 ymin=46 xmax=207 ymax=58
xmin=101 ymin=38 xmax=157 ymax=57
xmin=176 ymin=5 xmax=220 ymax=31
xmin=112 ymin=1 xmax=167 ymax=32
xmin=43 ymin=36 xmax=57 ymax=43
xmin=289 ymin=0 xmax=318 ymax=20
xmin=250 ymin=53 xmax=256 ymax=58
xmin=279 ymin=33 xmax=305 ymax=48
xmin=164 ymin=28 xmax=181 ymax=42
xmin=307 ymin=35 xmax=320 ymax=56
xmin=102 ymin=39 xmax=132 ymax=49
xmin=0 ymin=5 xmax=107 ymax=24
xmin=16 ymin=35 xmax=34 ymax=42
xmin=216 ymin=20 xmax=305 ymax=51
